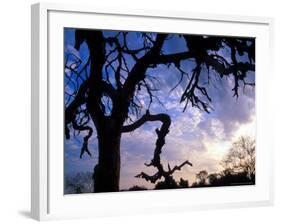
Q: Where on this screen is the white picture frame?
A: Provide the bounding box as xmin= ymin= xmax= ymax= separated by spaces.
xmin=31 ymin=2 xmax=274 ymax=221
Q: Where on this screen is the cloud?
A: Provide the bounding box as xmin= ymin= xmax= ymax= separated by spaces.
xmin=205 ymin=77 xmax=255 ymax=138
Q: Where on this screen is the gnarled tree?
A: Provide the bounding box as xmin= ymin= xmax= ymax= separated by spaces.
xmin=64 ymin=29 xmax=255 ymax=192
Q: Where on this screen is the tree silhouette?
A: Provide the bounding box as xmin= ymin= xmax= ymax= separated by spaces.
xmin=178 ymin=178 xmax=189 ymax=188
xmin=64 ymin=29 xmax=255 ymax=192
xmin=191 ymin=170 xmax=209 ymax=187
xmin=190 ymin=136 xmax=256 ymax=188
xmin=222 ymin=136 xmax=255 ymax=181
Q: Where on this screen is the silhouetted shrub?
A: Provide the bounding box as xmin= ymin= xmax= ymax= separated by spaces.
xmin=128 ymin=185 xmax=148 ymax=191
xmin=155 ymin=176 xmax=189 ymax=190
xmin=178 ymin=178 xmax=189 ymax=188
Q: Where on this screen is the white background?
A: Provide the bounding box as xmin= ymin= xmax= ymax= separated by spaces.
xmin=0 ymin=0 xmax=280 ymax=223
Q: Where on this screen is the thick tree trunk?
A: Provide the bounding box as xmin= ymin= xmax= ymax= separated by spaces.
xmin=93 ymin=120 xmax=121 ymax=192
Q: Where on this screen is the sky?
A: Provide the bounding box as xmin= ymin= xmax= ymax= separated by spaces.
xmin=64 ymin=28 xmax=255 ymax=190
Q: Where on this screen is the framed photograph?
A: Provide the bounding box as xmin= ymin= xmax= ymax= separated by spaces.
xmin=31 ymin=2 xmax=274 ymax=221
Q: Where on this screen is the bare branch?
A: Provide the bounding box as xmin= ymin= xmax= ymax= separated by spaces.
xmin=72 ymin=120 xmax=93 ymax=158
xmin=122 ymin=110 xmax=168 ymax=133
xmin=127 ymin=110 xmax=192 ymax=183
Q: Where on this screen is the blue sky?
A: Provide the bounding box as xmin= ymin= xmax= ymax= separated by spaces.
xmin=64 ymin=28 xmax=255 ymax=189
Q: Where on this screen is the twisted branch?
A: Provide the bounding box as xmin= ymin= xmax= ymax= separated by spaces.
xmin=72 ymin=120 xmax=93 ymax=158
xmin=123 ymin=110 xmax=192 ymax=183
